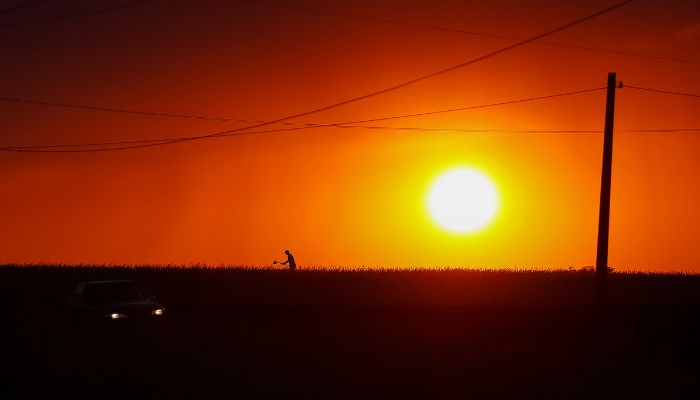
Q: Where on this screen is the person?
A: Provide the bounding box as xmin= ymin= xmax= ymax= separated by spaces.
xmin=279 ymin=249 xmax=296 ymax=271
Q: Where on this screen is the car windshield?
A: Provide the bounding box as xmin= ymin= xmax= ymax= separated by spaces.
xmin=83 ymin=282 xmax=147 ymax=304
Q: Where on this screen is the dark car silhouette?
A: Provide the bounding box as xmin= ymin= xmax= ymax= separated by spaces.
xmin=67 ymin=279 xmax=165 ymax=320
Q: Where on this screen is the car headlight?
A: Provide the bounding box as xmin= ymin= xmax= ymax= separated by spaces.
xmin=152 ymin=308 xmax=164 ymax=316
xmin=109 ymin=313 xmax=126 ymax=320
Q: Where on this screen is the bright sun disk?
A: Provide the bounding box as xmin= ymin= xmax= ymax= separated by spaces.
xmin=427 ymin=168 xmax=498 ymax=233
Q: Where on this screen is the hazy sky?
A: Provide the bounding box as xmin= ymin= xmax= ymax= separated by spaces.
xmin=1 ymin=0 xmax=699 ymax=271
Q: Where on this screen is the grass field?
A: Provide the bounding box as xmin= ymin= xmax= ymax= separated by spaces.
xmin=3 ymin=265 xmax=699 ymax=399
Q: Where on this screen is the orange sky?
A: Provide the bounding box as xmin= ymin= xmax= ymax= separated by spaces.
xmin=1 ymin=0 xmax=700 ymax=271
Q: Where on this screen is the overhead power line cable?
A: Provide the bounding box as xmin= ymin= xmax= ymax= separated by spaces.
xmin=204 ymin=0 xmax=635 ymax=136
xmin=0 ymin=86 xmax=606 ymax=151
xmin=0 ymin=0 xmax=49 ymax=15
xmin=0 ymin=128 xmax=603 ymax=151
xmin=238 ymin=0 xmax=698 ymax=65
xmin=0 ymin=0 xmax=157 ymax=27
xmin=195 ymin=124 xmax=700 ymax=142
xmin=0 ymin=0 xmax=637 ymax=153
xmin=326 ymin=88 xmax=606 ymax=125
xmin=622 ymin=128 xmax=700 ymax=132
xmin=214 ymin=125 xmax=700 ymax=138
xmin=0 ymin=86 xmax=605 ymax=127
xmin=5 ymin=126 xmax=700 ymax=153
xmin=625 ymin=85 xmax=700 ymax=99
xmin=0 ymin=96 xmax=263 ymax=123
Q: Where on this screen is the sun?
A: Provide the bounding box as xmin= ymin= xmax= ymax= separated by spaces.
xmin=427 ymin=168 xmax=499 ymax=233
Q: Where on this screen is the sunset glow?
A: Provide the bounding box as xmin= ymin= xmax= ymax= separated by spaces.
xmin=6 ymin=2 xmax=700 ymax=398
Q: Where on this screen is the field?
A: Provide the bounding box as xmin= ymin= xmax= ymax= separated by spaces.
xmin=3 ymin=265 xmax=699 ymax=399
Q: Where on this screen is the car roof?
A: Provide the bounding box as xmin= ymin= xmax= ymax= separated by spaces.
xmin=80 ymin=279 xmax=136 ymax=285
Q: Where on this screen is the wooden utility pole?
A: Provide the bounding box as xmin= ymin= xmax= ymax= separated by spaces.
xmin=595 ymin=72 xmax=618 ymax=306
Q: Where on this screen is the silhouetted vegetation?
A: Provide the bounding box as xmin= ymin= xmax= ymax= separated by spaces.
xmin=3 ymin=265 xmax=699 ymax=399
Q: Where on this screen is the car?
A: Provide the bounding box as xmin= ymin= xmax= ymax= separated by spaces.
xmin=67 ymin=279 xmax=165 ymax=321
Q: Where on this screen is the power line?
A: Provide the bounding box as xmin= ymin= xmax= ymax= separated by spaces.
xmin=623 ymin=128 xmax=700 ymax=132
xmin=2 ymin=137 xmax=174 ymax=150
xmin=0 ymin=86 xmax=605 ymax=126
xmin=5 ymin=126 xmax=700 ymax=153
xmin=0 ymin=1 xmax=636 ymax=153
xmin=228 ymin=125 xmax=700 ymax=136
xmin=0 ymin=0 xmax=49 ymax=15
xmin=0 ymin=96 xmax=263 ymax=123
xmin=206 ymin=125 xmax=700 ymax=142
xmin=212 ymin=0 xmax=635 ymax=136
xmin=26 ymin=81 xmax=700 ymax=152
xmin=1 ymin=0 xmax=634 ymax=153
xmin=4 ymin=127 xmax=606 ymax=151
xmin=0 ymin=86 xmax=606 ymax=150
xmin=238 ymin=0 xmax=698 ymax=65
xmin=625 ymin=85 xmax=700 ymax=99
xmin=0 ymin=0 xmax=157 ymax=27
xmin=327 ymin=88 xmax=605 ymax=125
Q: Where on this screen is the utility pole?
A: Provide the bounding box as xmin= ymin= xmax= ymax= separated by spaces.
xmin=595 ymin=72 xmax=618 ymax=306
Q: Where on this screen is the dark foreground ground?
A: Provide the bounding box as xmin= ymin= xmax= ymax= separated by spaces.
xmin=2 ymin=266 xmax=699 ymax=399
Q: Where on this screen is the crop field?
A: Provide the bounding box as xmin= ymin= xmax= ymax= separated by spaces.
xmin=3 ymin=265 xmax=699 ymax=399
